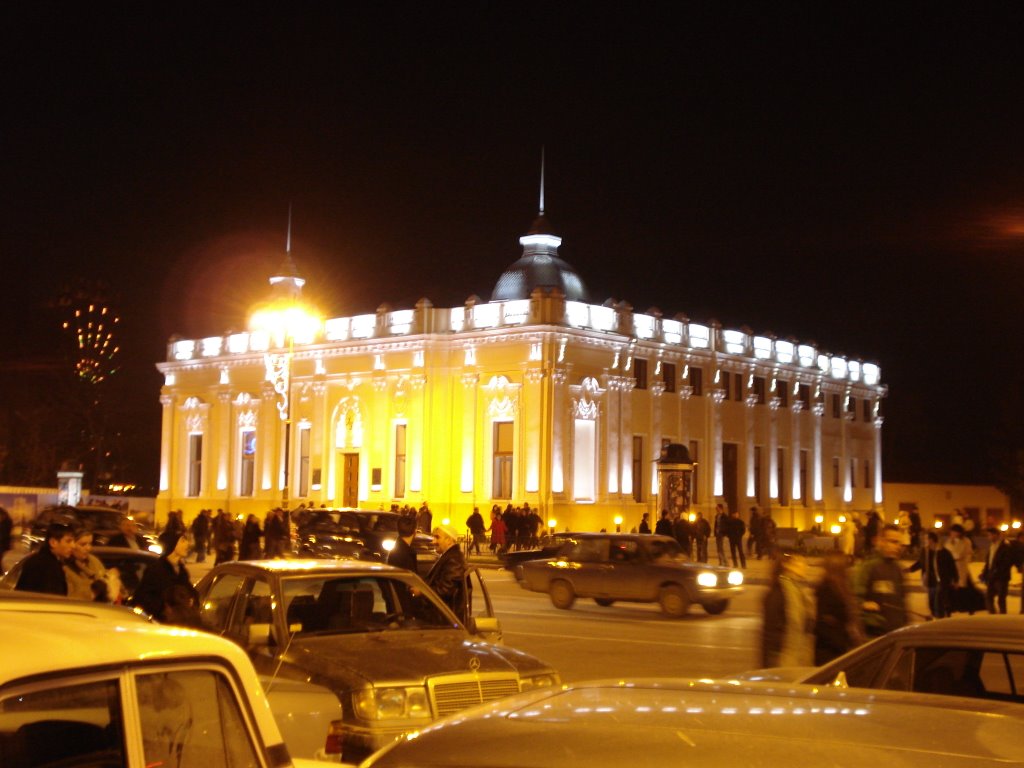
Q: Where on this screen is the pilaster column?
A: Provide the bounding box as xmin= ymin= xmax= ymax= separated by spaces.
xmin=524 ymin=367 xmax=544 ymax=494
xmin=812 ymin=403 xmax=825 ymax=502
xmin=873 ymin=416 xmax=885 ymax=507
xmin=260 ymin=381 xmax=279 ymax=493
xmin=409 ymin=373 xmax=426 ymax=493
xmin=790 ymin=400 xmax=804 ymax=504
xmin=551 ymin=369 xmax=568 ymax=494
xmin=649 ymin=381 xmax=665 ymax=496
xmin=710 ymin=388 xmax=726 ymax=498
xmin=744 ymin=394 xmax=758 ymax=499
xmin=460 ymin=372 xmax=479 ymax=493
xmin=159 ymin=393 xmax=174 ymax=494
xmin=604 ymin=375 xmax=622 ymax=495
xmin=216 ymin=390 xmax=232 ymax=493
xmin=842 ymin=407 xmax=854 ymax=505
xmin=768 ymin=397 xmax=781 ymax=500
xmin=677 ymin=385 xmax=693 ymax=447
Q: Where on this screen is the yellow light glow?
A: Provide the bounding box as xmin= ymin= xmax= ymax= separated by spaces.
xmin=614 ymin=515 xmax=623 ymax=526
xmin=548 ymin=518 xmax=557 ymax=529
xmin=1000 ymin=523 xmax=1009 ymax=532
xmin=838 ymin=515 xmax=846 ymax=523
xmin=814 ymin=514 xmax=824 ymax=524
xmin=1012 ymin=521 xmax=1021 ymax=529
xmin=249 ymin=300 xmax=323 ymax=348
xmin=934 ymin=521 xmax=943 ymax=529
xmin=830 ymin=524 xmax=842 ymax=535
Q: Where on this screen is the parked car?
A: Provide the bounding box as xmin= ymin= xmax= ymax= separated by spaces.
xmin=0 ymin=590 xmax=322 ymax=768
xmin=194 ymin=559 xmax=559 ymax=763
xmin=0 ymin=545 xmax=159 ymax=598
xmin=21 ymin=504 xmax=160 ymax=552
xmin=294 ymin=508 xmax=437 ymax=574
xmin=360 ymin=677 xmax=1024 ymax=767
xmin=742 ymin=614 xmax=1024 ymax=705
xmin=501 ymin=531 xmax=576 ymax=571
xmin=514 ymin=532 xmax=743 ymax=616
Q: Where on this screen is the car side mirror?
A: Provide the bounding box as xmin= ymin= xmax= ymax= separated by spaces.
xmin=829 ymin=670 xmax=849 ymax=689
xmin=467 ymin=616 xmax=502 ymax=641
xmin=248 ymin=622 xmax=273 ymax=647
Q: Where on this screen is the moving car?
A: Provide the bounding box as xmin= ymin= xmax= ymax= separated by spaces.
xmin=0 ymin=591 xmax=321 ymax=768
xmin=195 ymin=559 xmax=559 ymax=763
xmin=360 ymin=677 xmax=1024 ymax=767
xmin=20 ymin=504 xmax=160 ymax=551
xmin=744 ymin=614 xmax=1024 ymax=704
xmin=294 ymin=508 xmax=437 ymax=573
xmin=0 ymin=545 xmax=159 ymax=597
xmin=515 ymin=532 xmax=743 ymax=616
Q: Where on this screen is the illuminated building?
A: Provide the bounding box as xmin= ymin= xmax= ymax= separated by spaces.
xmin=155 ymin=206 xmax=886 ymax=531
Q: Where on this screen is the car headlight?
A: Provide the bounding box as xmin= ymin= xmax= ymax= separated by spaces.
xmin=696 ymin=571 xmax=718 ymax=588
xmin=352 ymin=687 xmax=431 ymax=721
xmin=727 ymin=570 xmax=744 ymax=586
xmin=381 ymin=538 xmax=396 ymax=552
xmin=519 ymin=673 xmax=559 ymax=692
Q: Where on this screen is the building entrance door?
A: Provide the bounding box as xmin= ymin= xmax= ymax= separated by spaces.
xmin=342 ymin=453 xmax=359 ymax=507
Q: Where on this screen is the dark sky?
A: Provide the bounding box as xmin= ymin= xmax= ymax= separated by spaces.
xmin=4 ymin=3 xmax=1024 ymax=487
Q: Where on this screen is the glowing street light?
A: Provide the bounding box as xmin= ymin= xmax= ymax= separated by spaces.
xmin=614 ymin=514 xmax=623 ymax=533
xmin=248 ymin=214 xmax=322 ymax=510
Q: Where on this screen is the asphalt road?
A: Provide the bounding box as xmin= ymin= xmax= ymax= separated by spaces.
xmin=479 ymin=568 xmax=938 ymax=682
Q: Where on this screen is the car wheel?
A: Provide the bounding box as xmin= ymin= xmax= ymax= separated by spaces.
xmin=702 ymin=599 xmax=729 ymax=615
xmin=659 ymin=585 xmax=690 ymax=618
xmin=549 ymin=580 xmax=576 ymax=610
xmin=594 ymin=598 xmax=614 ymax=607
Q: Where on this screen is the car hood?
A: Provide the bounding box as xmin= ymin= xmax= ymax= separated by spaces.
xmin=283 ymin=630 xmax=544 ymax=688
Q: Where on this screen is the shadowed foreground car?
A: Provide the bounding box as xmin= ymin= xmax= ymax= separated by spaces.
xmin=293 ymin=508 xmax=437 ymax=575
xmin=0 ymin=591 xmax=321 ymax=768
xmin=195 ymin=559 xmax=559 ymax=763
xmin=515 ymin=532 xmax=743 ymax=616
xmin=361 ymin=678 xmax=1024 ymax=768
xmin=0 ymin=545 xmax=159 ymax=598
xmin=742 ymin=614 xmax=1024 ymax=704
xmin=20 ymin=504 xmax=160 ymax=551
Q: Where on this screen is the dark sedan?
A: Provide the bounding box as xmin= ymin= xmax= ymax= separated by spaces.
xmin=194 ymin=559 xmax=558 ymax=763
xmin=294 ymin=508 xmax=437 ymax=573
xmin=515 ymin=532 xmax=743 ymax=617
xmin=21 ymin=505 xmax=160 ymax=552
xmin=0 ymin=545 xmax=159 ymax=598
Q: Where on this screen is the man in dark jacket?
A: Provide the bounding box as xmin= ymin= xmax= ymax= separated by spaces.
xmin=907 ymin=530 xmax=957 ymax=618
xmin=980 ymin=527 xmax=1015 ymax=614
xmin=426 ymin=523 xmax=467 ymax=622
xmin=387 ymin=515 xmax=418 ymax=573
xmin=131 ymin=532 xmax=196 ymax=621
xmin=15 ymin=520 xmax=76 ymax=595
xmin=190 ymin=509 xmax=211 ymax=562
xmin=654 ymin=510 xmax=673 ymax=537
xmin=726 ymin=509 xmax=747 ymax=569
xmin=108 ymin=516 xmax=149 ymax=550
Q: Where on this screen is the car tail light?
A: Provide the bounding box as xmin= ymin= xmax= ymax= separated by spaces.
xmin=324 ymin=721 xmax=345 ymax=756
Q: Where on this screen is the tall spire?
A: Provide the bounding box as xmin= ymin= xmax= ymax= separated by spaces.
xmin=270 ymin=204 xmax=304 ymax=297
xmin=539 ymin=146 xmax=545 ymax=215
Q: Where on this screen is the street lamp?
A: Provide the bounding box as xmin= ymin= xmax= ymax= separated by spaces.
xmin=614 ymin=514 xmax=623 ymax=533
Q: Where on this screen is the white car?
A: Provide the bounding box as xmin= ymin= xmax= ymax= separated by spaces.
xmin=361 ymin=677 xmax=1024 ymax=767
xmin=0 ymin=591 xmax=323 ymax=768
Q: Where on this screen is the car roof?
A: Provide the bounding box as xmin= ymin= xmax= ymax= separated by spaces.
xmin=368 ymin=678 xmax=1024 ymax=767
xmin=202 ymin=558 xmax=409 ymax=576
xmin=557 ymin=532 xmax=677 ymax=543
xmin=865 ymin=614 xmax=1024 ymax=645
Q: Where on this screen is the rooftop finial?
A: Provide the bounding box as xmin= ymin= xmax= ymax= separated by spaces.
xmin=286 ymin=203 xmax=293 ymax=254
xmin=539 ymin=147 xmax=546 ymax=215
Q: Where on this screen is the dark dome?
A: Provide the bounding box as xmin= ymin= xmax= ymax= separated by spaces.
xmin=491 ymin=215 xmax=589 ymax=302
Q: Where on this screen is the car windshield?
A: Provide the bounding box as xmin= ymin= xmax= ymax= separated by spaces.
xmin=298 ymin=511 xmax=399 ymax=534
xmin=280 ymin=575 xmax=458 ymax=636
xmin=645 ymin=538 xmax=687 ymax=562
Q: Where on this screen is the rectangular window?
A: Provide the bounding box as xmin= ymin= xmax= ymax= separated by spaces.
xmin=298 ymin=426 xmax=311 ymax=498
xmin=690 ymin=367 xmax=703 ymax=396
xmin=634 ymin=358 xmax=648 ymax=390
xmin=832 ymin=394 xmax=841 ymax=418
xmin=663 ymin=362 xmax=676 ymax=393
xmin=574 ymin=420 xmax=596 ymax=501
xmin=798 ymin=383 xmax=811 ymax=408
xmin=850 ymin=458 xmax=857 ymax=488
xmin=778 ymin=381 xmax=789 ymax=408
xmin=188 ymin=433 xmax=203 ymax=497
xmin=240 ymin=429 xmax=255 ymax=497
xmin=863 ymin=398 xmax=873 ymax=421
xmin=777 ymin=448 xmax=788 ymax=505
xmin=689 ymin=440 xmax=700 ymax=505
xmin=722 ymin=371 xmax=731 ymax=400
xmin=493 ymin=421 xmax=514 ymax=499
xmin=848 ymin=396 xmax=857 ymax=421
xmin=632 ymin=435 xmax=643 ymax=503
xmin=800 ymin=449 xmax=809 ymax=506
xmin=753 ymin=376 xmax=766 ymax=404
xmin=754 ymin=445 xmax=763 ymax=504
xmin=864 ymin=458 xmax=871 ymax=489
xmin=832 ymin=457 xmax=840 ymax=488
xmin=734 ymin=372 xmax=743 ymax=401
xmin=394 ymin=423 xmax=407 ymax=498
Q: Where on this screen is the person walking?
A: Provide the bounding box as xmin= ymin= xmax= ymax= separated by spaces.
xmin=814 ymin=552 xmax=865 ymax=664
xmin=158 ymin=510 xmax=186 ymax=555
xmin=638 ymin=512 xmax=651 ymax=534
xmin=672 ymin=514 xmax=693 ymax=558
xmin=15 ymin=520 xmax=75 ymax=596
xmin=906 ymin=530 xmax=957 ymax=618
xmin=945 ymin=523 xmax=982 ymax=614
xmin=426 ymin=523 xmax=467 ymax=622
xmin=654 ymin=510 xmax=673 ymax=537
xmin=240 ymin=514 xmax=263 ymax=560
xmin=726 ymin=509 xmax=747 ymax=569
xmin=747 ymin=506 xmax=763 ymax=559
xmin=213 ymin=509 xmax=237 ymax=564
xmin=761 ymin=550 xmax=814 ymax=667
xmin=488 ymin=508 xmax=507 ymax=554
xmin=979 ymin=526 xmax=1015 ymax=614
xmin=693 ymin=512 xmax=711 ymax=562
xmin=190 ymin=508 xmax=211 ymax=563
xmin=466 ymin=507 xmax=487 ymax=556
xmin=713 ymin=504 xmax=728 ymax=566
xmin=854 ymin=524 xmax=908 ymax=637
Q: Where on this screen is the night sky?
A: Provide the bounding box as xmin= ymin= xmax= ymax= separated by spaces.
xmin=4 ymin=4 xmax=1024 ymax=489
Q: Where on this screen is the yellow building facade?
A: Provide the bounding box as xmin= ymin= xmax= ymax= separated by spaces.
xmin=156 ymin=215 xmax=887 ymax=531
